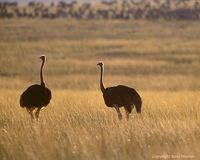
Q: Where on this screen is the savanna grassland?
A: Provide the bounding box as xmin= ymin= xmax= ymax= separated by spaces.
xmin=0 ymin=19 xmax=200 ymax=160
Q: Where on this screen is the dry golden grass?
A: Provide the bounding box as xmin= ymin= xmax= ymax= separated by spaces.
xmin=0 ymin=90 xmax=200 ymax=160
xmin=0 ymin=19 xmax=200 ymax=159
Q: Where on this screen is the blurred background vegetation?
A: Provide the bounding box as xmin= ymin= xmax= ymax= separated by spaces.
xmin=1 ymin=0 xmax=200 ymax=20
xmin=0 ymin=0 xmax=200 ymax=91
xmin=0 ymin=19 xmax=200 ymax=91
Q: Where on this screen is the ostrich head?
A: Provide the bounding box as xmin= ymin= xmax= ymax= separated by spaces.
xmin=39 ymin=55 xmax=46 ymax=61
xmin=97 ymin=61 xmax=104 ymax=67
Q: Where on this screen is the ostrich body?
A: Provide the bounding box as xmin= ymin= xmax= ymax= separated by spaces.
xmin=97 ymin=62 xmax=142 ymax=120
xmin=20 ymin=55 xmax=51 ymax=120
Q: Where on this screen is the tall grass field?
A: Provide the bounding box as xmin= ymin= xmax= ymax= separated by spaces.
xmin=0 ymin=19 xmax=200 ymax=160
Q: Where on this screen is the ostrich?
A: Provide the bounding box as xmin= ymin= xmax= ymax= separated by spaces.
xmin=20 ymin=55 xmax=51 ymax=121
xmin=97 ymin=62 xmax=142 ymax=120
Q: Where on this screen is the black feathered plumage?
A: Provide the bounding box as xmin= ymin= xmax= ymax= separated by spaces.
xmin=20 ymin=84 xmax=51 ymax=108
xmin=103 ymin=85 xmax=142 ymax=113
xmin=97 ymin=62 xmax=142 ymax=120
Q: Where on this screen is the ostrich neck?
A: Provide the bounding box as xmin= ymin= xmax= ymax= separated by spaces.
xmin=100 ymin=66 xmax=105 ymax=93
xmin=40 ymin=59 xmax=45 ymax=87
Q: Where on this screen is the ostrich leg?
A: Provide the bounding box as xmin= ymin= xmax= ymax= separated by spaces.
xmin=26 ymin=108 xmax=34 ymax=120
xmin=114 ymin=105 xmax=122 ymax=120
xmin=124 ymin=106 xmax=130 ymax=120
xmin=35 ymin=108 xmax=41 ymax=121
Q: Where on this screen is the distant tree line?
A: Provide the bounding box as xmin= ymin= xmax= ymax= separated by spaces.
xmin=1 ymin=0 xmax=200 ymax=20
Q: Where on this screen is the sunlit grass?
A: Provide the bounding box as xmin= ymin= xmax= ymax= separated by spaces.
xmin=0 ymin=90 xmax=200 ymax=160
